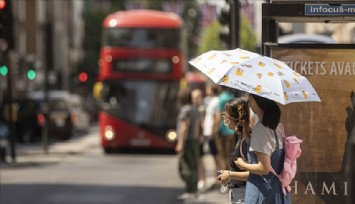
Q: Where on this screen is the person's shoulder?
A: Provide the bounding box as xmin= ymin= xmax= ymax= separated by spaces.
xmin=210 ymin=97 xmax=219 ymax=104
xmin=219 ymin=92 xmax=232 ymax=101
xmin=252 ymin=122 xmax=272 ymax=137
xmin=181 ymin=104 xmax=192 ymax=112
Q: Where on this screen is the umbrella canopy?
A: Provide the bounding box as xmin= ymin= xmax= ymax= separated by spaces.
xmin=189 ymin=48 xmax=321 ymax=105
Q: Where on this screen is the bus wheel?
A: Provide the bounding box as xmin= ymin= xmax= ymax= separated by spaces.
xmin=104 ymin=147 xmax=115 ymax=154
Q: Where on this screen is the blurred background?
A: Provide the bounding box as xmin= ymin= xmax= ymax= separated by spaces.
xmin=1 ymin=1 xmax=355 ymax=203
xmin=0 ymin=0 xmax=355 ymax=163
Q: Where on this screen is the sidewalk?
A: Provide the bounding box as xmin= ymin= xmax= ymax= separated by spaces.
xmin=1 ymin=127 xmax=100 ymax=165
xmin=183 ymin=179 xmax=230 ymax=204
xmin=182 ymin=155 xmax=244 ymax=204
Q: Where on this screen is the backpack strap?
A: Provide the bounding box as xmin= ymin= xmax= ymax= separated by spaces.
xmin=277 ymin=123 xmax=287 ymax=141
xmin=270 ymin=130 xmax=281 ymax=178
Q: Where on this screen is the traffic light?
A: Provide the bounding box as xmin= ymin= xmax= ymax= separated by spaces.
xmin=26 ymin=61 xmax=36 ymax=80
xmin=0 ymin=0 xmax=5 ymax=10
xmin=219 ymin=2 xmax=231 ymax=46
xmin=0 ymin=64 xmax=7 ymax=76
xmin=27 ymin=69 xmax=36 ymax=80
xmin=78 ymin=72 xmax=88 ymax=83
xmin=218 ymin=0 xmax=240 ymax=49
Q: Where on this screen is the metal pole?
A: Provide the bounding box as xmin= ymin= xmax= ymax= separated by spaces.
xmin=42 ymin=1 xmax=52 ymax=154
xmin=4 ymin=52 xmax=16 ymax=163
xmin=230 ymin=0 xmax=240 ymax=49
xmin=261 ymin=3 xmax=277 ymax=54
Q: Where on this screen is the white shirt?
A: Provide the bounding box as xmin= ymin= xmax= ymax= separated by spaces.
xmin=249 ymin=121 xmax=284 ymax=156
xmin=203 ymin=97 xmax=219 ymax=136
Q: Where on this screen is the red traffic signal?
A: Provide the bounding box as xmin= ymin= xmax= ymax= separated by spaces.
xmin=78 ymin=72 xmax=88 ymax=82
xmin=0 ymin=0 xmax=6 ymax=10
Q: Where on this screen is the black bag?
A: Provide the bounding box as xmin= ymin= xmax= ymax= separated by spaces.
xmin=229 ymin=136 xmax=248 ymax=187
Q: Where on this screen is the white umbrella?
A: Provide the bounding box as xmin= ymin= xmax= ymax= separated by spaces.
xmin=189 ymin=48 xmax=321 ymax=105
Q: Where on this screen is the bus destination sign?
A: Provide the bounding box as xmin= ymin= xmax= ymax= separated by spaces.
xmin=305 ymin=4 xmax=355 ymax=16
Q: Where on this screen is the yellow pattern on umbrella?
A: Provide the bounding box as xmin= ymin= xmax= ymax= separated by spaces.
xmin=188 ymin=48 xmax=321 ymax=105
xmin=258 ymin=61 xmax=265 ymax=67
xmin=236 ymin=68 xmax=244 ymax=76
xmin=255 ymin=85 xmax=262 ymax=93
xmin=284 ymin=92 xmax=289 ymax=100
xmin=221 ymin=75 xmax=229 ymax=83
xmin=274 ymin=63 xmax=283 ymax=69
xmin=267 ymin=72 xmax=274 ymax=77
xmin=208 ymin=54 xmax=217 ymax=60
xmin=208 ymin=68 xmax=215 ymax=74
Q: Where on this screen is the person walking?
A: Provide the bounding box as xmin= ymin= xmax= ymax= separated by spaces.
xmin=191 ymin=88 xmax=207 ymax=191
xmin=176 ymin=89 xmax=201 ymax=200
xmin=216 ymin=87 xmax=236 ymax=170
xmin=202 ymin=84 xmax=225 ymax=188
xmin=216 ymin=97 xmax=250 ymax=203
xmin=218 ymin=94 xmax=291 ymax=204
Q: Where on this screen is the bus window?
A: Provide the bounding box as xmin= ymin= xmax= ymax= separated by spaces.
xmin=102 ymin=28 xmax=181 ymax=48
xmin=101 ymin=80 xmax=179 ymax=133
xmin=112 ymin=58 xmax=172 ymax=73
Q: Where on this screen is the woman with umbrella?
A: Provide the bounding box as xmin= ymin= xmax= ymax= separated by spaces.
xmin=191 ymin=47 xmax=321 ymax=203
xmin=218 ymin=94 xmax=291 ymax=203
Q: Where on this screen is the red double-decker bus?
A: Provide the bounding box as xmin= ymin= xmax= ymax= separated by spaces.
xmin=96 ymin=10 xmax=185 ymax=153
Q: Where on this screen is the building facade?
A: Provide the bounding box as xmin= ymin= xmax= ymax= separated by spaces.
xmin=10 ymin=0 xmax=84 ymax=95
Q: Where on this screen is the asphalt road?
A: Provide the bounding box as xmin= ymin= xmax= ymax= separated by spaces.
xmin=0 ymin=127 xmax=186 ymax=204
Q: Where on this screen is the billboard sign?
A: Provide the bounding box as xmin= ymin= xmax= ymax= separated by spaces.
xmin=305 ymin=4 xmax=355 ymax=16
xmin=267 ymin=45 xmax=355 ymax=203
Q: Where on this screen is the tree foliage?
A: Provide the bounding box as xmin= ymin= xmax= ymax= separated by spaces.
xmin=198 ymin=20 xmax=223 ymax=55
xmin=197 ymin=14 xmax=257 ymax=55
xmin=240 ymin=15 xmax=257 ymax=52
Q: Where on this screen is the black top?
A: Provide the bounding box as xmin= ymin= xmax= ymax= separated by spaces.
xmin=229 ymin=136 xmax=248 ymax=188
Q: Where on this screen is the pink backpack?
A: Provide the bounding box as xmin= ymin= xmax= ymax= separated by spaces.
xmin=271 ymin=125 xmax=303 ymax=195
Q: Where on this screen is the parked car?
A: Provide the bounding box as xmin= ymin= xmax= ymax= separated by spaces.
xmin=70 ymin=94 xmax=90 ymax=134
xmin=30 ymin=90 xmax=74 ymax=140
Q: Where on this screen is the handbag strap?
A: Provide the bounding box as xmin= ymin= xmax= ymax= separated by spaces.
xmin=239 ymin=137 xmax=247 ymax=161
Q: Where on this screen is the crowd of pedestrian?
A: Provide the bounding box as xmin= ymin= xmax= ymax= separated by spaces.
xmin=175 ymin=82 xmax=244 ymax=200
xmin=176 ymin=82 xmax=291 ymax=204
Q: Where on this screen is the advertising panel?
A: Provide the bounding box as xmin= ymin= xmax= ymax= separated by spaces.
xmin=268 ymin=45 xmax=355 ymax=203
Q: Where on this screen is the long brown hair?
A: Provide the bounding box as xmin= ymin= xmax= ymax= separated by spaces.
xmin=224 ymin=98 xmax=250 ymax=126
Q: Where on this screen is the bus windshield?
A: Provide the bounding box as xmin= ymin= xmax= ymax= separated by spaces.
xmin=102 ymin=28 xmax=180 ymax=48
xmin=100 ymin=80 xmax=179 ymax=134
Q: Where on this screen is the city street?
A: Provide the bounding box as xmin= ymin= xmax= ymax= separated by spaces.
xmin=0 ymin=126 xmax=230 ymax=204
xmin=0 ymin=126 xmax=186 ymax=204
